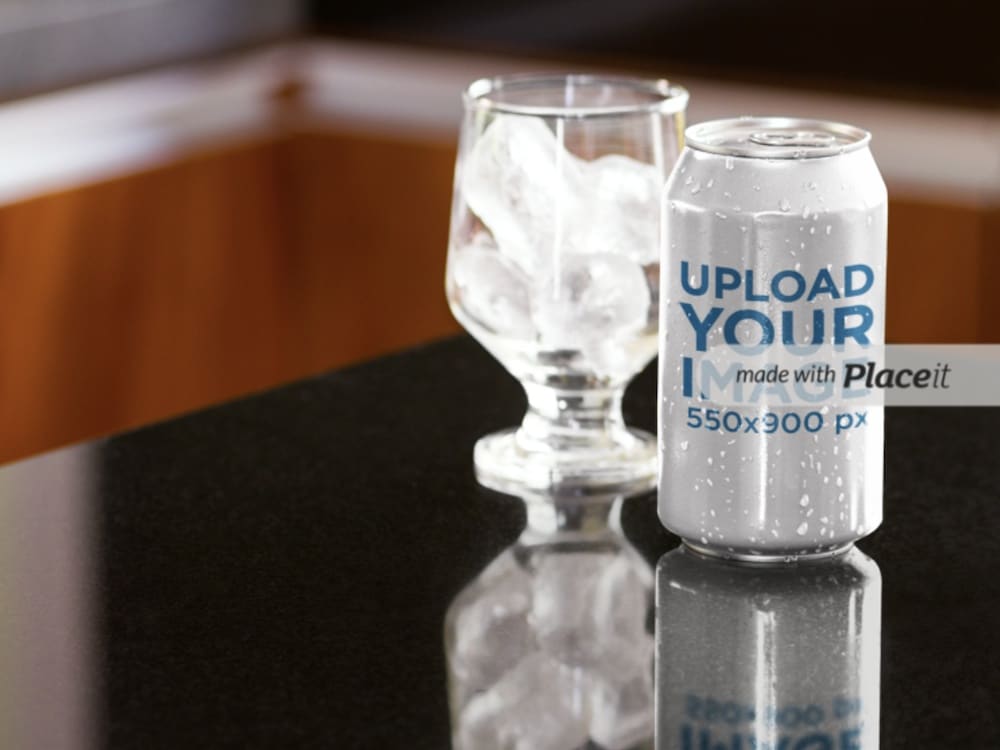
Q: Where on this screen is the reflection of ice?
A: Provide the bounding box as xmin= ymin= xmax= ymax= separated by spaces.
xmin=451 ymin=235 xmax=535 ymax=338
xmin=460 ymin=115 xmax=657 ymax=363
xmin=446 ymin=495 xmax=654 ymax=750
xmin=533 ymin=552 xmax=650 ymax=670
xmin=449 ymin=550 xmax=535 ymax=704
xmin=457 ymin=652 xmax=589 ymax=750
xmin=532 ymin=550 xmax=611 ymax=666
xmin=591 ymin=669 xmax=656 ymax=750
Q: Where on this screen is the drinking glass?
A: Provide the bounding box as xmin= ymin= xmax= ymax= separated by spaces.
xmin=446 ymin=74 xmax=688 ymax=494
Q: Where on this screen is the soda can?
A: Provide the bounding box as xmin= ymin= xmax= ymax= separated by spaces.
xmin=655 ymin=545 xmax=882 ymax=750
xmin=659 ymin=117 xmax=888 ymax=560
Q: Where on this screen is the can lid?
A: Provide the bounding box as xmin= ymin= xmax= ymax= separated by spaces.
xmin=685 ymin=116 xmax=871 ymax=159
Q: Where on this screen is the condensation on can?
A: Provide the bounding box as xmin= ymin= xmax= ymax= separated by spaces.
xmin=658 ymin=117 xmax=888 ymax=560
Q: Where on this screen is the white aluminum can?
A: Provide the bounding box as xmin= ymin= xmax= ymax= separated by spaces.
xmin=659 ymin=117 xmax=887 ymax=560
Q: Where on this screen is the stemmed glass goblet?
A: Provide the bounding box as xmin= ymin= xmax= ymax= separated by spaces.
xmin=446 ymin=74 xmax=688 ymax=495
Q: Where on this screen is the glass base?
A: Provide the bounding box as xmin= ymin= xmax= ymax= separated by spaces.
xmin=473 ymin=426 xmax=657 ymax=496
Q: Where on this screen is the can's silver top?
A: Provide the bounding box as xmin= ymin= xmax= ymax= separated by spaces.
xmin=685 ymin=117 xmax=871 ymax=159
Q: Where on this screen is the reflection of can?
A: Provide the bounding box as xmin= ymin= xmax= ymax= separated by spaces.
xmin=659 ymin=117 xmax=888 ymax=560
xmin=655 ymin=546 xmax=881 ymax=750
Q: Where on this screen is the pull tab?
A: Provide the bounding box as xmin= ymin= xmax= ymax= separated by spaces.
xmin=749 ymin=131 xmax=838 ymax=148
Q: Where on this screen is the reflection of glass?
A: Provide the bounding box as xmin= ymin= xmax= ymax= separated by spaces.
xmin=655 ymin=547 xmax=881 ymax=750
xmin=446 ymin=74 xmax=688 ymax=495
xmin=445 ymin=494 xmax=654 ymax=750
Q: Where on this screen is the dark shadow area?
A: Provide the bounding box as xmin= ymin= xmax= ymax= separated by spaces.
xmin=310 ymin=0 xmax=999 ymax=101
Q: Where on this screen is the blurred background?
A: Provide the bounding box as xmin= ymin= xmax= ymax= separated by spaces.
xmin=0 ymin=0 xmax=996 ymax=464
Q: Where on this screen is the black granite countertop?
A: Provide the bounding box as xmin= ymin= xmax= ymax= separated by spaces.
xmin=0 ymin=335 xmax=997 ymax=749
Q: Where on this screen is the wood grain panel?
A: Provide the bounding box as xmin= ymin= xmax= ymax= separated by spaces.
xmin=0 ymin=140 xmax=293 ymax=462
xmin=276 ymin=129 xmax=459 ymax=376
xmin=979 ymin=205 xmax=1000 ymax=343
xmin=885 ymin=197 xmax=988 ymax=343
xmin=0 ymin=131 xmax=462 ymax=464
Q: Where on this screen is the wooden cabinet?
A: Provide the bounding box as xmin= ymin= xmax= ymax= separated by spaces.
xmin=0 ymin=130 xmax=463 ymax=463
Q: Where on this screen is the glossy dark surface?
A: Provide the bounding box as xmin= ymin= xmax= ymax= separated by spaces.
xmin=0 ymin=336 xmax=998 ymax=748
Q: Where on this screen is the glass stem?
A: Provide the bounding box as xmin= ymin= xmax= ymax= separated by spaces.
xmin=517 ymin=382 xmax=628 ymax=453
